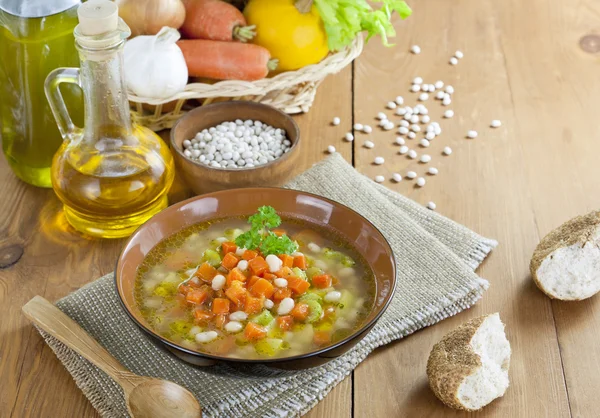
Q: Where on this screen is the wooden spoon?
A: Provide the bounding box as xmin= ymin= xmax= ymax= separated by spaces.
xmin=22 ymin=296 xmax=202 ymax=418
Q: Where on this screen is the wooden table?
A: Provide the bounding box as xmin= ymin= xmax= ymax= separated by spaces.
xmin=2 ymin=0 xmax=600 ymax=416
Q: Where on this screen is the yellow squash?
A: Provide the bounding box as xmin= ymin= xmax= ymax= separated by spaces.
xmin=244 ymin=0 xmax=329 ymax=72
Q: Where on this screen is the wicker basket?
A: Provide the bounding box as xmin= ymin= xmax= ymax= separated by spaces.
xmin=129 ymin=36 xmax=364 ymax=131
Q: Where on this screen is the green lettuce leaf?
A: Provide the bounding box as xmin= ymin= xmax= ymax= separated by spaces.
xmin=313 ymin=0 xmax=412 ymax=51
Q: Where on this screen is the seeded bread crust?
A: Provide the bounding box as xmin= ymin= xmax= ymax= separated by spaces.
xmin=530 ymin=210 xmax=600 ymax=300
xmin=426 ymin=315 xmax=487 ymax=411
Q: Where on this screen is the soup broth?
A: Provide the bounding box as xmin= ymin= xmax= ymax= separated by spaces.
xmin=135 ymin=216 xmax=376 ymax=360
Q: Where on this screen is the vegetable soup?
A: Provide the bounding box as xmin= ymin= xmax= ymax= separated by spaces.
xmin=135 ymin=206 xmax=375 ymax=359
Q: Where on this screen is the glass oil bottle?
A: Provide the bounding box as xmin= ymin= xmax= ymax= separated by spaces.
xmin=45 ymin=0 xmax=175 ymax=238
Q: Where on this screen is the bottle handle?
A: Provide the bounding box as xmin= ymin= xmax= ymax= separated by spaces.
xmin=44 ymin=67 xmax=83 ymax=141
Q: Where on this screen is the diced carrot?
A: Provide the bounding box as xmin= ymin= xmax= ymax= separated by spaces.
xmin=215 ymin=313 xmax=227 ymax=329
xmin=212 ymin=297 xmax=231 ymax=314
xmin=249 ymin=278 xmax=275 ymax=298
xmin=242 ymin=250 xmax=258 ymax=261
xmin=244 ymin=322 xmax=267 ymax=340
xmin=272 ymin=288 xmax=292 ymax=303
xmin=186 ymin=286 xmax=210 ymax=304
xmin=275 ymin=266 xmax=293 ymax=278
xmin=263 ymin=272 xmax=277 ymax=281
xmin=226 ymin=267 xmax=247 ymax=286
xmin=332 ymin=276 xmax=340 ymax=286
xmin=287 ymin=276 xmax=310 ymax=295
xmin=214 ymin=289 xmax=225 ymax=299
xmin=244 ymin=295 xmax=264 ymax=314
xmin=313 ymin=330 xmax=331 ymax=346
xmin=195 ymin=262 xmax=218 ymax=282
xmin=221 ymin=252 xmax=240 ymax=270
xmin=290 ymin=302 xmax=309 ymax=321
xmin=178 ymin=284 xmax=191 ymax=295
xmin=247 ymin=275 xmax=261 ymax=288
xmin=312 ymin=274 xmax=332 ymax=289
xmin=293 ymin=254 xmax=307 ymax=270
xmin=248 ymin=256 xmax=269 ymax=277
xmin=276 ymin=315 xmax=294 ymax=331
xmin=193 ymin=308 xmax=213 ymax=322
xmin=272 ymin=229 xmax=287 ymax=237
xmin=225 ymin=280 xmax=247 ymax=305
xmin=221 ymin=241 xmax=237 ymax=255
xmin=278 ymin=254 xmax=294 ymax=268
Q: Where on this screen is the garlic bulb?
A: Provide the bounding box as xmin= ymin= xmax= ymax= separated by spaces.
xmin=124 ymin=27 xmax=188 ymax=100
xmin=116 ymin=0 xmax=186 ymax=36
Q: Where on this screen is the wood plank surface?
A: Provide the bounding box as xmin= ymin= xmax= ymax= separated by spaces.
xmin=1 ymin=0 xmax=600 ymax=416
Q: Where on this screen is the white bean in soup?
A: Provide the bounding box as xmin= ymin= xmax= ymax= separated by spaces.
xmin=134 ymin=215 xmax=376 ymax=360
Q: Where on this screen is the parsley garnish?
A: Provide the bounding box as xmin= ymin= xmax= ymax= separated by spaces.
xmin=235 ymin=206 xmax=298 ymax=256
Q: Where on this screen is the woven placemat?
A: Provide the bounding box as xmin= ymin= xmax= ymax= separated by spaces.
xmin=38 ymin=153 xmax=497 ymax=417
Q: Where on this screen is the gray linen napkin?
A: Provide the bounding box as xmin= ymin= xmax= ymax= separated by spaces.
xmin=37 ymin=153 xmax=497 ymax=418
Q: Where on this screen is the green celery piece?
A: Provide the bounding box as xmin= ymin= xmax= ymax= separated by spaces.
xmin=305 ymin=300 xmax=323 ymax=323
xmin=201 ymin=249 xmax=221 ymax=267
xmin=169 ymin=320 xmax=192 ymax=336
xmin=299 ymin=292 xmax=322 ymax=303
xmin=254 ymin=338 xmax=285 ymax=356
xmin=292 ymin=267 xmax=308 ymax=280
xmin=305 ymin=266 xmax=324 ymax=279
xmin=253 ymin=310 xmax=275 ymax=326
xmin=323 ymin=248 xmax=355 ymax=267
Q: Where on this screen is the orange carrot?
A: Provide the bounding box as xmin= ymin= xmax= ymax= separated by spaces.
xmin=214 ymin=313 xmax=227 ymax=329
xmin=247 ymin=275 xmax=261 ymax=288
xmin=293 ymin=254 xmax=307 ymax=270
xmin=291 ymin=302 xmax=309 ymax=321
xmin=275 ymin=266 xmax=293 ymax=279
xmin=196 ymin=262 xmax=218 ymax=282
xmin=263 ymin=272 xmax=277 ymax=281
xmin=186 ymin=286 xmax=210 ymax=304
xmin=221 ymin=241 xmax=237 ymax=254
xmin=221 ymin=252 xmax=240 ymax=270
xmin=244 ymin=295 xmax=263 ymax=314
xmin=276 ymin=315 xmax=294 ymax=331
xmin=278 ymin=254 xmax=294 ymax=268
xmin=272 ymin=288 xmax=292 ymax=303
xmin=248 ymin=256 xmax=270 ymax=277
xmin=227 ymin=267 xmax=247 ymax=286
xmin=249 ymin=278 xmax=275 ymax=299
xmin=272 ymin=229 xmax=287 ymax=237
xmin=225 ymin=280 xmax=247 ymax=305
xmin=313 ymin=330 xmax=331 ymax=346
xmin=244 ymin=322 xmax=267 ymax=340
xmin=242 ymin=250 xmax=258 ymax=261
xmin=212 ymin=298 xmax=231 ymax=314
xmin=312 ymin=274 xmax=332 ymax=289
xmin=193 ymin=308 xmax=213 ymax=322
xmin=182 ymin=0 xmax=255 ymax=42
xmin=177 ymin=40 xmax=277 ymax=81
xmin=287 ymin=276 xmax=310 ymax=295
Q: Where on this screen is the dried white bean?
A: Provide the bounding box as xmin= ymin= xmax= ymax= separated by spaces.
xmin=425 ymin=131 xmax=435 ymax=140
xmin=411 ymin=84 xmax=421 ymax=92
xmin=363 ymin=125 xmax=373 ymax=133
xmin=353 ymin=123 xmax=364 ymax=131
xmin=420 ymin=139 xmax=430 ymax=148
xmin=444 ymin=110 xmax=454 ymax=118
xmin=274 ymin=278 xmax=288 ymax=288
xmin=307 ymin=242 xmax=321 ymax=253
xmin=211 ymin=274 xmax=226 ymax=291
xmin=324 ymin=291 xmax=342 ymax=303
xmin=445 ymin=85 xmax=455 ymax=94
xmin=332 ymin=117 xmax=341 ymax=126
xmin=395 ymin=96 xmax=404 ymax=105
xmin=455 ymin=50 xmax=464 ymax=59
xmin=396 ymin=108 xmax=407 ymax=116
xmin=413 ymin=77 xmax=423 ymax=85
xmin=420 ymin=154 xmax=432 ymax=163
xmin=398 ymin=126 xmax=409 ymax=135
xmin=428 ymin=167 xmax=439 ymax=175
xmin=406 ymin=171 xmax=417 ymax=179
xmin=435 ymin=80 xmax=444 ymax=89
xmin=442 ymin=97 xmax=452 ymax=106
xmin=377 ymin=112 xmax=387 ymax=120
xmin=410 ymin=45 xmax=421 ymax=54
xmin=467 ymin=130 xmax=478 ymax=139
xmin=408 ymin=149 xmax=418 ymax=159
xmin=416 ymin=177 xmax=426 ymax=187
xmin=327 ymin=145 xmax=336 ymax=153
xmin=237 ymin=260 xmax=248 ymax=271
xmin=436 ymin=91 xmax=445 ymax=100
xmin=225 ymin=321 xmax=243 ymax=333
xmin=264 ymin=299 xmax=274 ymax=309
xmin=195 ymin=331 xmax=218 ymax=343
xmin=410 ymin=124 xmax=421 ymax=132
xmin=449 ymin=57 xmax=458 ymax=65
xmin=400 ymin=120 xmax=409 ymax=127
xmin=421 ymin=115 xmax=431 ymax=123
xmin=408 ymin=132 xmax=416 ymax=139
xmin=374 ymin=175 xmax=385 ymax=183
xmin=443 ymin=146 xmax=453 ymax=155
xmin=395 ymin=136 xmax=406 ymax=145
xmin=364 ymin=140 xmax=375 ymax=149
xmin=392 ymin=173 xmax=402 ymax=182
xmin=419 ymin=93 xmax=429 ymax=101
xmin=491 ymin=119 xmax=502 ymax=128
xmin=386 ymin=101 xmax=397 ymax=109
xmin=229 ymin=311 xmax=248 ymax=321
xmin=277 ymin=298 xmax=295 ymax=315
xmin=427 ymin=201 xmax=437 ymax=210
xmin=374 ymin=156 xmax=385 ymax=165
xmin=399 ymin=145 xmax=409 ymax=154
xmin=410 ymin=115 xmax=420 ymax=124
xmin=345 ymin=132 xmax=354 ymax=142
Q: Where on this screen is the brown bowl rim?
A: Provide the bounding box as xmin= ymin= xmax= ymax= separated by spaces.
xmin=169 ymin=102 xmax=301 ymax=172
xmin=115 ymin=187 xmax=397 ymax=364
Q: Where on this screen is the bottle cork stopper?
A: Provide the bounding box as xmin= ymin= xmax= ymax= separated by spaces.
xmin=77 ymin=0 xmax=118 ymax=36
